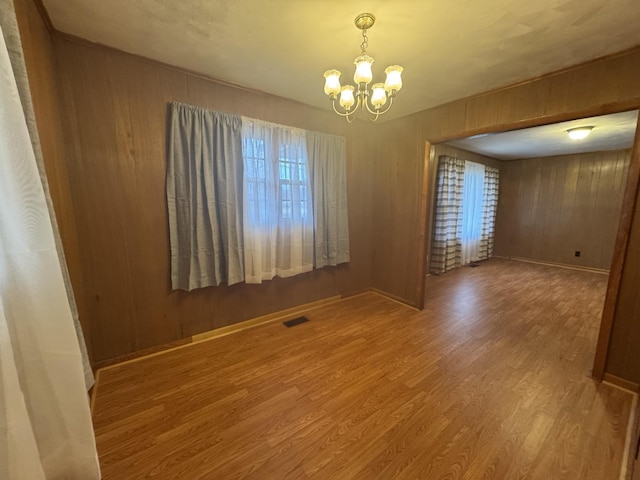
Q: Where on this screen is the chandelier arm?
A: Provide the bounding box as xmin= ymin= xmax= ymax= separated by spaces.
xmin=330 ymin=96 xmax=359 ymax=122
xmin=367 ymin=111 xmax=381 ymax=122
xmin=348 ymin=95 xmax=362 ymax=122
xmin=363 ymin=97 xmax=379 ymax=116
xmin=362 ymin=93 xmax=395 ymax=118
xmin=374 ymin=95 xmax=395 ymax=116
xmin=330 ymin=98 xmax=352 ymax=117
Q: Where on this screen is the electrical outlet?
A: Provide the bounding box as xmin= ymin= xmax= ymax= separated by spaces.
xmin=575 ymin=251 xmax=581 ymax=257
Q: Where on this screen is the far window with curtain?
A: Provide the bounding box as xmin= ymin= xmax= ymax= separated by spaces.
xmin=430 ymin=155 xmax=499 ymax=274
xmin=166 ymin=102 xmax=350 ymax=291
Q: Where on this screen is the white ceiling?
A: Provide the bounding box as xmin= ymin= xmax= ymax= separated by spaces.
xmin=42 ymin=0 xmax=640 ymax=121
xmin=447 ymin=110 xmax=639 ymax=160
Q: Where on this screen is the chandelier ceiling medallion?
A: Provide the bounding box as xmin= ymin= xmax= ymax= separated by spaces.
xmin=323 ymin=13 xmax=404 ymax=122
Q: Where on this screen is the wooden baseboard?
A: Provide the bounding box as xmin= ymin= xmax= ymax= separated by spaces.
xmin=621 ymin=393 xmax=639 ymax=480
xmin=93 ymin=338 xmax=192 ymax=370
xmin=508 ymin=256 xmax=610 ymax=275
xmin=94 ymin=292 xmax=372 ymax=372
xmin=90 ymin=370 xmax=100 ymax=414
xmin=604 ymin=373 xmax=640 ymax=393
xmin=191 ymin=295 xmax=343 ymax=343
xmin=371 ymin=288 xmax=420 ymax=310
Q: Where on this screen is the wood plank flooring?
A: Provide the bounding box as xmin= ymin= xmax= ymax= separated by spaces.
xmin=92 ymin=259 xmax=633 ymax=479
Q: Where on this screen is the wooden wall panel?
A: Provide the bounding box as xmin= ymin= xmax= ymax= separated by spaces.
xmin=370 ymin=117 xmax=423 ymax=305
xmin=13 ymin=0 xmax=93 ymax=361
xmin=607 ymin=143 xmax=640 ymax=384
xmin=53 ymin=38 xmax=374 ymax=362
xmin=493 ymin=150 xmax=631 ymax=270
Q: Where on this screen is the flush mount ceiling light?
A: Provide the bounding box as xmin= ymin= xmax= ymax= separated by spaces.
xmin=323 ymin=13 xmax=403 ymax=123
xmin=567 ymin=126 xmax=594 ymax=140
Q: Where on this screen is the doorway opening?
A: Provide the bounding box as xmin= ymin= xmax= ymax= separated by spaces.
xmin=421 ymin=109 xmax=639 ymax=380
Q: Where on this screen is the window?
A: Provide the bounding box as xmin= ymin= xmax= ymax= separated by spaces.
xmin=167 ymin=103 xmax=350 ymax=291
xmin=241 ymin=119 xmax=314 ymax=283
xmin=279 ymin=144 xmax=309 ymax=220
xmin=430 ymin=155 xmax=499 ymax=274
xmin=242 ymin=135 xmax=310 ymax=225
xmin=459 ymin=161 xmax=485 ymax=264
xmin=243 ymin=137 xmax=268 ymax=224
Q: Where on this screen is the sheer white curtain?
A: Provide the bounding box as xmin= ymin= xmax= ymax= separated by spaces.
xmin=242 ymin=118 xmax=314 ymax=283
xmin=460 ymin=161 xmax=485 ymax=264
xmin=0 ymin=25 xmax=100 ymax=480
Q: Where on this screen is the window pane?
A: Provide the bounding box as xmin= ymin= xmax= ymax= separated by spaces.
xmin=300 ymin=185 xmax=307 ymax=218
xmin=281 ymin=184 xmax=292 ymax=219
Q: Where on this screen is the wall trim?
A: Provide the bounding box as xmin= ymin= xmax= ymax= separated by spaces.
xmin=414 ymin=141 xmax=432 ymax=309
xmin=604 ymin=373 xmax=640 ymax=393
xmin=190 ymin=294 xmax=344 ymax=342
xmin=32 ymin=0 xmax=54 ymax=34
xmin=371 ymin=288 xmax=420 ymax=310
xmin=621 ymin=393 xmax=639 ymax=480
xmin=505 ymin=256 xmax=610 ymax=275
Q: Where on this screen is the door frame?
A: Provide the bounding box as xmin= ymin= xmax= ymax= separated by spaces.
xmin=414 ymin=109 xmax=640 ymax=379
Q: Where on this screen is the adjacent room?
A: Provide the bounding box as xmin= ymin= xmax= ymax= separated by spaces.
xmin=430 ymin=111 xmax=637 ymax=275
xmin=3 ymin=0 xmax=640 ymax=478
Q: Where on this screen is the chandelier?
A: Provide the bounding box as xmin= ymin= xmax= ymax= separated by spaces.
xmin=323 ymin=13 xmax=404 ymax=122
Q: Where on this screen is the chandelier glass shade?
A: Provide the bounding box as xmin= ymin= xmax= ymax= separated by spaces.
xmin=323 ymin=13 xmax=403 ymax=122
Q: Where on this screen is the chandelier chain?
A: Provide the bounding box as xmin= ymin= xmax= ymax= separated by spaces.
xmin=360 ymin=29 xmax=368 ymax=54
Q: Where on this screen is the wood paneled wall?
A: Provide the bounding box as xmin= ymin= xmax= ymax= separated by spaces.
xmin=494 ymin=150 xmax=631 ymax=270
xmin=13 ymin=0 xmax=93 ymax=361
xmin=48 ymin=38 xmax=374 ymax=363
xmin=607 ymin=150 xmax=640 ymax=384
xmin=370 ymin=117 xmax=424 ymax=304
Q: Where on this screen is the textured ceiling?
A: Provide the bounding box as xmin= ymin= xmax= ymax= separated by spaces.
xmin=447 ymin=110 xmax=638 ymax=160
xmin=42 ymin=0 xmax=640 ymax=121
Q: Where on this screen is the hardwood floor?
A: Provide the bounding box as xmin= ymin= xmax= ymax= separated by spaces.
xmin=92 ymin=259 xmax=633 ymax=479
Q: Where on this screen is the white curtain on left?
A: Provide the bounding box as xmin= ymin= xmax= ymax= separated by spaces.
xmin=0 ymin=26 xmax=101 ymax=480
